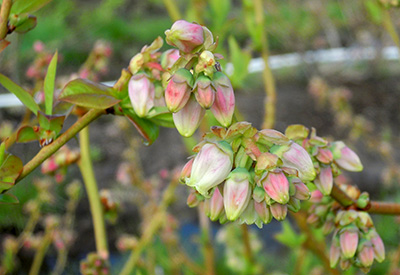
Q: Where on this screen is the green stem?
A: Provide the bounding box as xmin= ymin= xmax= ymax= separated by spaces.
xmin=241 ymin=224 xmax=254 ymax=265
xmin=15 ymin=109 xmax=104 ymax=184
xmin=28 ymin=229 xmax=53 ymax=275
xmin=162 ymin=0 xmax=182 ymax=21
xmin=382 ymin=7 xmax=400 ymax=51
xmin=253 ymin=0 xmax=277 ymax=129
xmin=0 ymin=0 xmax=12 ymax=40
xmin=120 ymin=180 xmax=178 ymax=275
xmin=78 ymin=126 xmax=108 ymax=259
xmin=198 ymin=203 xmax=215 ymax=275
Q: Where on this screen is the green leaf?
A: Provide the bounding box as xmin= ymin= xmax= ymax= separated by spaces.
xmin=0 ymin=73 xmax=40 ymax=115
xmin=0 ymin=142 xmax=5 ymax=166
xmin=146 ymin=107 xmax=175 ymax=128
xmin=274 ymin=220 xmax=306 ymax=248
xmin=228 ymin=36 xmax=251 ymax=88
xmin=16 ymin=126 xmax=38 ymax=143
xmin=59 ymin=78 xmax=121 ymax=109
xmin=11 ymin=0 xmax=53 ymax=14
xmin=209 ymin=0 xmax=231 ymax=30
xmin=44 ymin=51 xmax=58 ymax=115
xmin=125 ymin=109 xmax=159 ymax=146
xmin=0 ymin=193 xmax=19 ymax=204
xmin=0 ymin=154 xmax=23 ymax=193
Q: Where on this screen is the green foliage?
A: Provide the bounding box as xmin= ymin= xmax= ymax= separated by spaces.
xmin=59 ymin=78 xmax=120 ymax=109
xmin=228 ymin=36 xmax=250 ymax=88
xmin=124 ymin=109 xmax=160 ymax=146
xmin=11 ymin=0 xmax=53 ymax=14
xmin=274 ymin=220 xmax=306 ymax=248
xmin=0 ymin=153 xmax=23 ymax=193
xmin=0 ymin=74 xmax=40 ymax=115
xmin=44 ymin=51 xmax=58 ymax=115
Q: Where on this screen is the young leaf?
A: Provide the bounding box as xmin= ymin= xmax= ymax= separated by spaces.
xmin=0 ymin=193 xmax=19 ymax=204
xmin=125 ymin=109 xmax=159 ymax=146
xmin=274 ymin=220 xmax=306 ymax=248
xmin=59 ymin=78 xmax=121 ymax=109
xmin=44 ymin=51 xmax=58 ymax=115
xmin=0 ymin=74 xmax=40 ymax=115
xmin=0 ymin=142 xmax=5 ymax=166
xmin=0 ymin=154 xmax=23 ymax=193
xmin=11 ymin=0 xmax=53 ymax=14
xmin=228 ymin=36 xmax=251 ymax=88
xmin=16 ymin=126 xmax=38 ymax=143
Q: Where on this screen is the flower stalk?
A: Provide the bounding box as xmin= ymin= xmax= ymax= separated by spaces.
xmin=0 ymin=0 xmax=12 ymax=39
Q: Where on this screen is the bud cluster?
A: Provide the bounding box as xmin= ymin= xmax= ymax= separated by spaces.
xmin=284 ymin=125 xmax=363 ymax=195
xmin=126 ymin=20 xmax=235 ymax=137
xmin=80 ymin=252 xmax=110 ymax=275
xmin=181 ymin=122 xmax=316 ymax=228
xmin=330 ymin=210 xmax=385 ymax=273
xmin=307 ymin=183 xmax=385 ymax=273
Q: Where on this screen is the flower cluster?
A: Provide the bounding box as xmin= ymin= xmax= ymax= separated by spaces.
xmin=80 ymin=252 xmax=110 ymax=275
xmin=181 ymin=122 xmax=316 ymax=228
xmin=126 ymin=20 xmax=235 ymax=137
xmin=307 ymin=183 xmax=385 ymax=272
xmin=330 ymin=210 xmax=385 ymax=273
xmin=284 ymin=124 xmax=363 ymax=195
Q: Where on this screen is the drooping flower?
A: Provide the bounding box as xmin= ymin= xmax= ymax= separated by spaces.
xmin=186 ymin=141 xmax=233 ymax=197
xmin=210 ymin=72 xmax=235 ymax=127
xmin=331 ymin=141 xmax=363 ymax=172
xmin=128 ymin=73 xmax=154 ymax=117
xmin=193 ymin=74 xmax=215 ymax=109
xmin=173 ymin=95 xmax=205 ymax=137
xmin=261 ymin=171 xmax=290 ymax=204
xmin=281 ymin=142 xmax=316 ymax=182
xmin=165 ymin=68 xmax=194 ymax=113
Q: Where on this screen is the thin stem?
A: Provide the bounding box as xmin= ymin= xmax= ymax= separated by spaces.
xmin=162 ymin=0 xmax=182 ymax=22
xmin=364 ymin=201 xmax=400 ymax=215
xmin=253 ymin=0 xmax=277 ymax=129
xmin=382 ymin=8 xmax=400 ymax=51
xmin=198 ymin=203 xmax=215 ymax=275
xmin=330 ymin=183 xmax=400 ymax=215
xmin=78 ymin=126 xmax=108 ymax=259
xmin=120 ymin=180 xmax=178 ymax=275
xmin=0 ymin=0 xmax=12 ymax=40
xmin=15 ymin=109 xmax=104 ymax=184
xmin=28 ymin=229 xmax=53 ymax=275
xmin=241 ymin=224 xmax=254 ymax=265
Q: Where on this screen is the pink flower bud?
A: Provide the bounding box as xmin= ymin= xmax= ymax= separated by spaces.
xmin=194 ymin=75 xmax=215 ymax=109
xmin=165 ymin=68 xmax=194 ymax=112
xmin=310 ymin=190 xmax=324 ymax=203
xmin=223 ymin=168 xmax=252 ymax=221
xmin=187 ymin=191 xmax=201 ymax=208
xmin=293 ymin=179 xmax=310 ymax=200
xmin=316 ymin=148 xmax=333 ymax=164
xmin=370 ymin=231 xmax=385 ymax=263
xmin=186 ymin=141 xmax=233 ymax=197
xmin=358 ymin=244 xmax=374 ymax=267
xmin=331 ymin=141 xmax=363 ymax=172
xmin=281 ymin=142 xmax=316 ymax=182
xmin=261 ymin=171 xmax=290 ymax=204
xmin=340 ymin=229 xmax=359 ymax=259
xmin=161 ymin=49 xmax=180 ymax=70
xmin=173 ymin=95 xmax=205 ymax=137
xmin=210 ymin=72 xmax=235 ymax=127
xmin=314 ymin=166 xmax=333 ymax=195
xmin=270 ymin=203 xmax=287 ymax=221
xmin=180 ymin=158 xmax=194 ymax=182
xmin=254 ymin=201 xmax=272 ymax=224
xmin=330 ymin=243 xmax=341 ymax=268
xmin=165 ymin=20 xmax=205 ymax=53
xmin=207 ymin=187 xmax=224 ymax=221
xmin=128 ymin=74 xmax=155 ymax=117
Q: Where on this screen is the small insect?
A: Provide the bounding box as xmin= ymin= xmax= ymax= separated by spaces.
xmin=215 ymin=61 xmax=222 ymax=72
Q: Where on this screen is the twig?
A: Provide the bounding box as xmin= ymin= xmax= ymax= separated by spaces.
xmin=0 ymin=0 xmax=12 ymax=40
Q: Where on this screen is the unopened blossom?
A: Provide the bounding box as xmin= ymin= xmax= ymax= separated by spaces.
xmin=128 ymin=73 xmax=154 ymax=117
xmin=254 ymin=201 xmax=272 ymax=224
xmin=261 ymin=171 xmax=290 ymax=204
xmin=331 ymin=141 xmax=363 ymax=172
xmin=165 ymin=20 xmax=204 ymax=53
xmin=281 ymin=142 xmax=316 ymax=182
xmin=270 ymin=203 xmax=287 ymax=221
xmin=165 ymin=68 xmax=194 ymax=112
xmin=340 ymin=229 xmax=359 ymax=259
xmin=193 ymin=74 xmax=215 ymax=109
xmin=223 ymin=168 xmax=252 ymax=221
xmin=293 ymin=179 xmax=311 ymax=200
xmin=207 ymin=187 xmax=224 ymax=221
xmin=161 ymin=49 xmax=180 ymax=70
xmin=173 ymin=95 xmax=205 ymax=137
xmin=210 ymin=72 xmax=235 ymax=127
xmin=186 ymin=141 xmax=233 ymax=197
xmin=314 ymin=166 xmax=333 ymax=195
